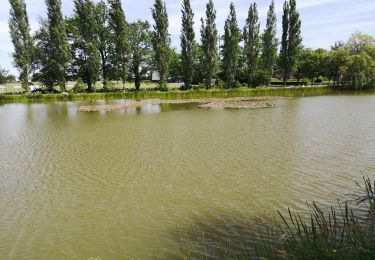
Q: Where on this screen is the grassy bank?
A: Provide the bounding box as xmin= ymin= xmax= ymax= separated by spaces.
xmin=0 ymin=86 xmax=336 ymax=103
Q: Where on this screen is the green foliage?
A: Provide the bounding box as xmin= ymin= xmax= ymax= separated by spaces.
xmin=200 ymin=0 xmax=218 ymax=89
xmin=260 ymin=1 xmax=278 ymax=85
xmin=33 ymin=18 xmax=54 ymax=90
xmin=8 ymin=0 xmax=34 ymax=90
xmin=320 ymin=33 xmax=375 ymax=90
xmin=180 ymin=0 xmax=196 ymax=90
xmin=280 ymin=0 xmax=302 ymax=87
xmin=129 ymin=20 xmax=152 ymax=90
xmin=243 ymin=2 xmax=260 ymax=87
xmin=152 ymin=0 xmax=170 ymax=91
xmin=0 ymin=86 xmax=335 ymax=103
xmin=287 ymin=0 xmax=302 ymax=76
xmin=297 ymin=48 xmax=328 ymax=83
xmin=347 ymin=32 xmax=375 ymax=54
xmin=46 ymin=0 xmax=71 ymax=92
xmin=280 ymin=1 xmax=290 ymax=86
xmin=71 ymin=77 xmax=86 ymax=93
xmin=169 ymin=48 xmax=183 ymax=82
xmin=72 ymin=0 xmax=101 ymax=92
xmin=0 ymin=67 xmax=9 ymax=84
xmin=222 ymin=2 xmax=241 ymax=89
xmin=259 ymin=177 xmax=375 ymax=259
xmin=108 ymin=0 xmax=129 ymax=85
xmin=95 ymin=1 xmax=111 ymax=89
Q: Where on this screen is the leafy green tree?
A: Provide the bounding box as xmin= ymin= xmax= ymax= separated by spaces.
xmin=326 ymin=47 xmax=349 ymax=86
xmin=6 ymin=74 xmax=17 ymax=83
xmin=279 ymin=1 xmax=289 ymax=87
xmin=260 ymin=0 xmax=278 ymax=85
xmin=152 ymin=0 xmax=170 ymax=90
xmin=193 ymin=43 xmax=205 ymax=85
xmin=95 ymin=1 xmax=111 ymax=89
xmin=346 ymin=51 xmax=375 ymax=90
xmin=287 ymin=0 xmax=302 ymax=81
xmin=243 ymin=2 xmax=260 ymax=87
xmin=33 ymin=18 xmax=54 ymax=89
xmin=128 ymin=20 xmax=152 ymax=90
xmin=297 ymin=48 xmax=327 ymax=83
xmin=280 ymin=0 xmax=302 ymax=87
xmin=72 ymin=0 xmax=100 ymax=92
xmin=222 ymin=2 xmax=241 ymax=88
xmin=46 ymin=0 xmax=71 ymax=92
xmin=200 ymin=0 xmax=218 ymax=89
xmin=169 ymin=48 xmax=183 ymax=82
xmin=180 ymin=0 xmax=196 ymax=89
xmin=0 ymin=67 xmax=9 ymax=84
xmin=347 ymin=32 xmax=375 ymax=54
xmin=8 ymin=0 xmax=34 ymax=90
xmin=108 ymin=0 xmax=129 ymax=86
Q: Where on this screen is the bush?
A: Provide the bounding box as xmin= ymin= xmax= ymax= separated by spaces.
xmin=71 ymin=78 xmax=86 ymax=93
xmin=251 ymin=70 xmax=272 ymax=87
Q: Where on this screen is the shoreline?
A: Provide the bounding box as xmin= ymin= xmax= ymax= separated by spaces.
xmin=0 ymin=86 xmax=364 ymax=104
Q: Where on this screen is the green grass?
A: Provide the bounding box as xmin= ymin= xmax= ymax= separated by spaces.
xmin=0 ymin=86 xmax=336 ymax=103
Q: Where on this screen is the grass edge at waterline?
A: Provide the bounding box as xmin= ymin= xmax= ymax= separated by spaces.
xmin=0 ymin=86 xmax=337 ymax=103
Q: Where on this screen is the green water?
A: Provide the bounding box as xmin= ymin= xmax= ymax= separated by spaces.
xmin=0 ymin=95 xmax=375 ymax=259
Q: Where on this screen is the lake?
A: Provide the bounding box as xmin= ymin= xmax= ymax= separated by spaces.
xmin=1 ymin=94 xmax=375 ymax=259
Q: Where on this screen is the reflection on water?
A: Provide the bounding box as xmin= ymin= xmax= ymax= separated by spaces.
xmin=0 ymin=96 xmax=375 ymax=259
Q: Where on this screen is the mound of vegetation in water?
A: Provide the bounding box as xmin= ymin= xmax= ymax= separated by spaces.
xmin=77 ymin=97 xmax=278 ymax=112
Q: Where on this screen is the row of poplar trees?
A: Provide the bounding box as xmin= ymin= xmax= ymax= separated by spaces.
xmin=8 ymin=0 xmax=302 ymax=91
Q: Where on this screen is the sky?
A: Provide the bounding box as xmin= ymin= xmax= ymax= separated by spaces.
xmin=1 ymin=0 xmax=375 ymax=75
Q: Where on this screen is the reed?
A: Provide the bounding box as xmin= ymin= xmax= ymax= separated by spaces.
xmin=176 ymin=177 xmax=375 ymax=259
xmin=258 ymin=176 xmax=375 ymax=259
xmin=0 ymin=86 xmax=336 ymax=103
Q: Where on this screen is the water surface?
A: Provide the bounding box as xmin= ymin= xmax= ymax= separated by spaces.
xmin=0 ymin=95 xmax=375 ymax=258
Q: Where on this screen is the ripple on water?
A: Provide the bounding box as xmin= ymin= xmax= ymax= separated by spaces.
xmin=0 ymin=96 xmax=375 ymax=258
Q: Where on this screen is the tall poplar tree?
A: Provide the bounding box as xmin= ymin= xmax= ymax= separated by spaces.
xmin=108 ymin=0 xmax=129 ymax=86
xmin=73 ymin=0 xmax=100 ymax=92
xmin=152 ymin=0 xmax=170 ymax=90
xmin=200 ymin=0 xmax=218 ymax=89
xmin=180 ymin=0 xmax=195 ymax=90
xmin=260 ymin=0 xmax=278 ymax=84
xmin=280 ymin=0 xmax=302 ymax=87
xmin=243 ymin=2 xmax=260 ymax=87
xmin=8 ymin=0 xmax=34 ymax=90
xmin=129 ymin=20 xmax=152 ymax=90
xmin=95 ymin=0 xmax=111 ymax=89
xmin=280 ymin=1 xmax=290 ymax=87
xmin=222 ymin=2 xmax=241 ymax=88
xmin=288 ymin=0 xmax=302 ymax=81
xmin=46 ymin=0 xmax=70 ymax=92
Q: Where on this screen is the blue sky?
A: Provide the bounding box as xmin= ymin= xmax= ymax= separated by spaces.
xmin=1 ymin=0 xmax=375 ymax=75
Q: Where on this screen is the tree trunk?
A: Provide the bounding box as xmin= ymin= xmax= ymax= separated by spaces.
xmin=283 ymin=71 xmax=288 ymax=87
xmin=134 ymin=64 xmax=141 ymax=91
xmin=100 ymin=51 xmax=107 ymax=90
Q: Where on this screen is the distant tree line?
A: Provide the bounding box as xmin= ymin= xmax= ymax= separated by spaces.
xmin=7 ymin=0 xmax=375 ymax=92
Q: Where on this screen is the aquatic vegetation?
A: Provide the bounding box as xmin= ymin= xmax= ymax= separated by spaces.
xmin=177 ymin=177 xmax=375 ymax=259
xmin=77 ymin=97 xmax=277 ymax=112
xmin=257 ymin=176 xmax=375 ymax=259
xmin=0 ymin=86 xmax=336 ymax=103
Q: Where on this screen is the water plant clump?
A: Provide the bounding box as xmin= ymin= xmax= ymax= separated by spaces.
xmin=257 ymin=176 xmax=375 ymax=259
xmin=77 ymin=97 xmax=278 ymax=112
xmin=177 ymin=177 xmax=375 ymax=259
